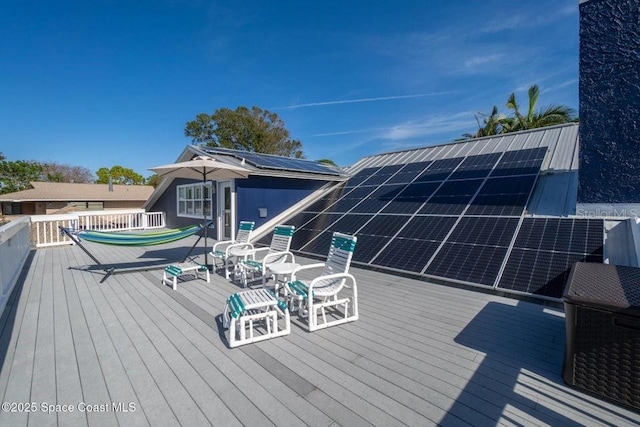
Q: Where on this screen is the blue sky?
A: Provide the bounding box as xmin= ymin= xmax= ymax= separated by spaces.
xmin=0 ymin=0 xmax=579 ymax=179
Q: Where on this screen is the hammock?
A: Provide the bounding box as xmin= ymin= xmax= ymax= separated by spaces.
xmin=59 ymin=222 xmax=211 ymax=282
xmin=70 ymin=224 xmax=203 ymax=246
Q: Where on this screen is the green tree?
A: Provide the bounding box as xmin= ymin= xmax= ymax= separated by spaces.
xmin=0 ymin=160 xmax=43 ymax=194
xmin=96 ymin=166 xmax=145 ymax=185
xmin=185 ymin=106 xmax=304 ymax=158
xmin=505 ymin=85 xmax=576 ymax=131
xmin=145 ymin=174 xmax=162 ymax=188
xmin=462 ymin=106 xmax=507 ymax=139
xmin=0 ymin=153 xmax=5 ymax=161
xmin=316 ymin=158 xmax=338 ymax=167
xmin=463 ymin=85 xmax=577 ymax=139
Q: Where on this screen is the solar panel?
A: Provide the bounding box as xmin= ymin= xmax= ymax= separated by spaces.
xmin=491 ymin=147 xmax=547 ymax=177
xmin=360 ymin=164 xmax=405 ymax=186
xmin=446 ymin=217 xmax=519 ymax=247
xmin=425 ymin=243 xmax=509 ymax=286
xmin=449 ymin=153 xmax=501 ymax=180
xmin=395 ymin=216 xmax=458 ymax=241
xmin=304 ymin=188 xmax=348 ymax=213
xmin=466 ymin=175 xmax=538 ymax=216
xmin=415 ymin=157 xmax=464 ymax=182
xmin=496 ymin=218 xmax=604 ymax=298
xmin=418 ymin=179 xmax=484 ymax=215
xmin=345 ymin=167 xmax=382 ymax=187
xmin=381 ymin=182 xmax=441 ymax=214
xmin=385 ymin=161 xmax=432 ymax=184
xmin=351 ymin=234 xmax=393 ymax=263
xmin=201 ymin=147 xmax=343 ymax=176
xmin=349 ymin=185 xmax=405 ymax=213
xmin=277 ymin=147 xmax=605 ymax=301
xmin=372 ymin=238 xmax=442 ymax=272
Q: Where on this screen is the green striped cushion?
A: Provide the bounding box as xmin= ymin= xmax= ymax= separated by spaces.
xmin=212 ymin=250 xmax=226 ymax=259
xmin=239 ymin=221 xmax=255 ymax=231
xmin=165 ymin=265 xmax=183 ymax=276
xmin=332 ymin=235 xmax=357 ymax=252
xmin=242 ymin=259 xmax=263 ymax=271
xmin=227 ymin=293 xmax=246 ymax=319
xmin=274 ymin=225 xmax=295 ymax=237
xmin=288 ymin=280 xmax=314 ymax=299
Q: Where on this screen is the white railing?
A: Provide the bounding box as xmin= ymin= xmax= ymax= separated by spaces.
xmin=31 ymin=210 xmax=166 ymax=248
xmin=0 ymin=217 xmax=31 ymax=315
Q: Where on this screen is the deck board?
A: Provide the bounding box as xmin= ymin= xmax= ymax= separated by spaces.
xmin=0 ymin=236 xmax=638 ymax=426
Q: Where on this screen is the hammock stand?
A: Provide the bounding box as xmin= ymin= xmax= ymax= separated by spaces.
xmin=59 ymin=222 xmax=213 ymax=283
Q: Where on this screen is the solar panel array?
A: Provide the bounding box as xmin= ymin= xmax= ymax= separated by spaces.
xmin=201 ymin=147 xmax=343 ymax=176
xmin=497 ymin=218 xmax=604 ymax=297
xmin=269 ymin=147 xmax=604 ymax=300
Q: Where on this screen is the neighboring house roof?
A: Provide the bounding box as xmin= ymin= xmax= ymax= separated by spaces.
xmin=0 ymin=182 xmax=154 ymax=202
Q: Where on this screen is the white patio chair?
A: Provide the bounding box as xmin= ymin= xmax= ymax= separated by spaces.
xmin=210 ymin=221 xmax=255 ymax=279
xmin=286 ymin=232 xmax=358 ymax=331
xmin=237 ymin=225 xmax=296 ymax=288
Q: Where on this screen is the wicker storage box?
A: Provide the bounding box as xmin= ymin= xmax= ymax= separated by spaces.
xmin=563 ymin=262 xmax=640 ymax=412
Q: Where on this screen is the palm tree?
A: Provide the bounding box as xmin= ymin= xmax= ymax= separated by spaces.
xmin=505 ymin=85 xmax=576 ymax=131
xmin=462 ymin=106 xmax=507 ymax=139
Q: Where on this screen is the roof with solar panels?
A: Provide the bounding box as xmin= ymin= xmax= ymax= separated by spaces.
xmin=258 ymin=122 xmax=603 ymax=302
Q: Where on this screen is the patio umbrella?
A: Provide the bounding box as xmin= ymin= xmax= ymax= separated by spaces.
xmin=149 ymin=155 xmax=251 ymax=267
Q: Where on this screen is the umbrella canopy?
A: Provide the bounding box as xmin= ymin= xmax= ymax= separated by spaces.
xmin=148 ymin=155 xmax=251 ymax=270
xmin=149 ymin=155 xmax=251 ymax=180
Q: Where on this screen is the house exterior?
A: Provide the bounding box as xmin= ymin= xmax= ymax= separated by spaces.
xmin=578 ymin=0 xmax=640 ymax=203
xmin=0 ymin=181 xmax=154 ymax=216
xmin=144 ymin=145 xmax=347 ymax=241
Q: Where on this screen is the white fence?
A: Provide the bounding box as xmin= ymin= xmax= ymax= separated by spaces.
xmin=0 ymin=217 xmax=31 ymax=316
xmin=31 ymin=210 xmax=166 ymax=248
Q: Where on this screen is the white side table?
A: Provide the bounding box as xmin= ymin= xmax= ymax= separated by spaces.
xmin=267 ymin=262 xmax=301 ymax=294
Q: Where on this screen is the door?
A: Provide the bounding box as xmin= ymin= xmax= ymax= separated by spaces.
xmin=218 ymin=181 xmax=232 ymax=240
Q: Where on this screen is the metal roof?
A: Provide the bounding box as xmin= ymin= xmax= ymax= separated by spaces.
xmin=345 ymin=123 xmax=580 ymax=216
xmin=346 ymin=123 xmax=579 ymax=174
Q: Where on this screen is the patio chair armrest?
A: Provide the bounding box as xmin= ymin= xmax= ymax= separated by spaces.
xmin=242 ymin=246 xmax=270 ymax=261
xmin=290 ymin=263 xmax=325 ymax=280
xmin=308 ymin=273 xmax=356 ymax=293
xmin=226 ymin=242 xmax=254 ymax=255
xmin=213 ymin=240 xmax=232 ymax=252
xmin=263 ymin=250 xmax=295 ymax=265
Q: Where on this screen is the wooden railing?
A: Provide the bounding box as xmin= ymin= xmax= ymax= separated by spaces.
xmin=31 ymin=210 xmax=166 ymax=248
xmin=0 ymin=217 xmax=31 ymax=315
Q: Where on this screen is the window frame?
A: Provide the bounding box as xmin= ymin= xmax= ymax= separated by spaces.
xmin=176 ymin=182 xmax=213 ymax=219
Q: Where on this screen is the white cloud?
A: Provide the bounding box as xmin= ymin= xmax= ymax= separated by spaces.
xmin=380 ymin=112 xmax=476 ymax=141
xmin=464 ymin=54 xmax=506 ymax=69
xmin=277 ymin=92 xmax=452 ymax=110
xmin=305 ymin=112 xmax=475 ymax=142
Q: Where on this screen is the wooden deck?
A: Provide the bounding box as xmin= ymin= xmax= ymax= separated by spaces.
xmin=0 ymin=236 xmax=638 ymax=426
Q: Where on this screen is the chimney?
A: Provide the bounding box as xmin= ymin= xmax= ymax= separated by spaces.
xmin=108 ymin=175 xmax=113 ymax=192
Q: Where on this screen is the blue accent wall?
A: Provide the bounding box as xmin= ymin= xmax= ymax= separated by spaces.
xmin=578 ymin=0 xmax=640 ymax=203
xmin=236 ymin=176 xmax=326 ymax=228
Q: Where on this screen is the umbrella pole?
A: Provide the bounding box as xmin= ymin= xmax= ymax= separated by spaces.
xmin=203 ymin=172 xmax=208 ymax=270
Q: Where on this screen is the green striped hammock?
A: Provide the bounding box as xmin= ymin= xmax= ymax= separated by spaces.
xmin=71 ymin=224 xmax=203 ymax=246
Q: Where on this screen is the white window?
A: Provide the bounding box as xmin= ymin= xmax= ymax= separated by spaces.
xmin=177 ymin=182 xmax=213 ymax=219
